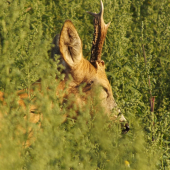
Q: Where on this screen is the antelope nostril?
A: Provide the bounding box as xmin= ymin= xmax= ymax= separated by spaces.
xmin=122 ymin=123 xmax=130 ymax=134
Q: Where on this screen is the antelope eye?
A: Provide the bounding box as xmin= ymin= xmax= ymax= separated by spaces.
xmin=103 ymin=87 xmax=108 ymax=93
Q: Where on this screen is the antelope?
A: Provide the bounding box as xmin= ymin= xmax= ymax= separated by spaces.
xmin=51 ymin=0 xmax=129 ymax=132
xmin=0 ymin=1 xmax=129 ymax=135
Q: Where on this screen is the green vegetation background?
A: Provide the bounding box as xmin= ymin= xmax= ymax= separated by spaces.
xmin=0 ymin=0 xmax=170 ymax=169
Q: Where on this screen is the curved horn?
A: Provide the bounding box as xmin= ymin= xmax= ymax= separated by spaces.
xmin=87 ymin=0 xmax=110 ymax=65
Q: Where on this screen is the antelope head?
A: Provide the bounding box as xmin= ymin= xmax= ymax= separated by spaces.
xmin=52 ymin=1 xmax=129 ymax=131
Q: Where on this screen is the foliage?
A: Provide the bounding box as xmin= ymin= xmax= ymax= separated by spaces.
xmin=0 ymin=0 xmax=170 ymax=169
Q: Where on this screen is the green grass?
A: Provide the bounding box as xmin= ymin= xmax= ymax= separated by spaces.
xmin=0 ymin=0 xmax=170 ymax=169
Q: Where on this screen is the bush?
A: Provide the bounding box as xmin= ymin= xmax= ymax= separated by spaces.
xmin=0 ymin=0 xmax=169 ymax=169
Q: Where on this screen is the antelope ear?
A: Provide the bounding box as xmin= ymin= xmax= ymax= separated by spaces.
xmin=59 ymin=20 xmax=83 ymax=67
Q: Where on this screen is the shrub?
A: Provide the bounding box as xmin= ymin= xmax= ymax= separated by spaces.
xmin=0 ymin=0 xmax=169 ymax=169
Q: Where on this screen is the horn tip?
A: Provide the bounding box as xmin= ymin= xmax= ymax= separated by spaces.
xmin=100 ymin=0 xmax=104 ymax=12
xmin=107 ymin=21 xmax=111 ymax=27
xmin=87 ymin=11 xmax=97 ymax=17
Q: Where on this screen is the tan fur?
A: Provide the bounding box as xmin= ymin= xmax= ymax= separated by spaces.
xmin=0 ymin=3 xmax=128 ymax=147
xmin=52 ymin=20 xmax=122 ymax=120
xmin=0 ymin=20 xmax=125 ymax=124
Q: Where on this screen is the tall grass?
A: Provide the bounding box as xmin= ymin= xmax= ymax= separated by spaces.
xmin=0 ymin=0 xmax=169 ymax=169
